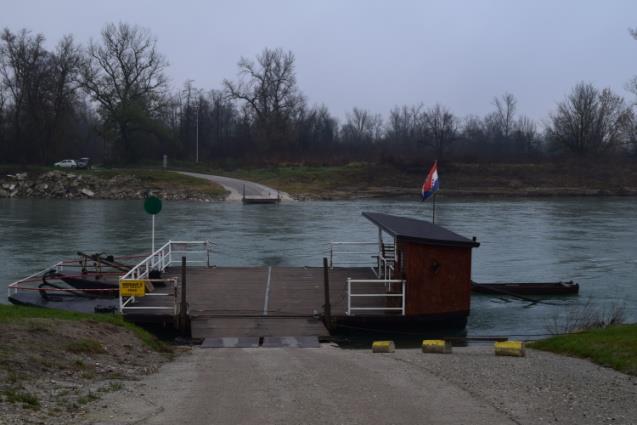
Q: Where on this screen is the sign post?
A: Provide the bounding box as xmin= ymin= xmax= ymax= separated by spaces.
xmin=144 ymin=196 xmax=162 ymax=253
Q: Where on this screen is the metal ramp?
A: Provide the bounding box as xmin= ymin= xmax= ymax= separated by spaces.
xmin=201 ymin=337 xmax=260 ymax=348
xmin=191 ymin=316 xmax=327 ymax=339
xmin=262 ymin=336 xmax=320 ymax=348
xmin=200 ymin=336 xmax=320 ymax=349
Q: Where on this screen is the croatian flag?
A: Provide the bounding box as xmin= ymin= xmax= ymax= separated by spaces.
xmin=421 ymin=161 xmax=439 ymax=201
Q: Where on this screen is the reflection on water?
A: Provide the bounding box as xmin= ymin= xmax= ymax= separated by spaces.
xmin=2 ymin=197 xmax=636 ymax=336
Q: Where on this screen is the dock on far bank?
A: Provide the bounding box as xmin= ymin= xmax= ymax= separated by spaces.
xmin=177 ymin=171 xmax=291 ymax=202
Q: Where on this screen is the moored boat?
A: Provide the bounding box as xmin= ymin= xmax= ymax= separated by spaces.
xmin=471 ymin=281 xmax=579 ymax=296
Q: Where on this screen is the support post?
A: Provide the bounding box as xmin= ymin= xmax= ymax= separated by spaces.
xmin=322 ymin=257 xmax=332 ymax=330
xmin=179 ymin=256 xmax=189 ymax=336
xmin=378 ymin=228 xmax=382 ymax=277
xmin=151 ymin=214 xmax=155 ymax=253
xmin=347 ymin=278 xmax=352 ymax=316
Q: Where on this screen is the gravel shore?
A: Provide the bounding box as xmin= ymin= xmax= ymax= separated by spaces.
xmin=75 ymin=344 xmax=637 ymax=425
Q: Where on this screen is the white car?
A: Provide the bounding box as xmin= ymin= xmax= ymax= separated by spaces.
xmin=53 ymin=159 xmax=77 ymax=169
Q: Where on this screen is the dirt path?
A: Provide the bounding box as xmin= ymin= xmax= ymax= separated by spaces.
xmin=77 ymin=345 xmax=637 ymax=425
xmin=178 ymin=171 xmax=293 ymax=201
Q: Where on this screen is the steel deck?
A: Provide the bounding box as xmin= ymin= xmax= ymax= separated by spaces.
xmin=159 ymin=266 xmax=378 ymax=339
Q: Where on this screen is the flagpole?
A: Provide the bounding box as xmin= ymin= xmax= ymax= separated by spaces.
xmin=432 ymin=193 xmax=436 ymax=224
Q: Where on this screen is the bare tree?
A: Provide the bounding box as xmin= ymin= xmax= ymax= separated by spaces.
xmin=0 ymin=29 xmax=83 ymax=163
xmin=386 ymin=104 xmax=426 ymax=145
xmin=627 ymin=28 xmax=637 ymax=99
xmin=80 ymin=22 xmax=168 ymax=161
xmin=548 ymin=82 xmax=633 ymax=155
xmin=0 ymin=29 xmax=47 ymax=161
xmin=424 ymin=104 xmax=457 ymax=160
xmin=296 ymin=104 xmax=337 ymax=153
xmin=491 ymin=92 xmax=517 ymax=138
xmin=512 ymin=115 xmax=538 ymax=154
xmin=341 ymin=107 xmax=383 ymax=145
xmin=223 ymin=47 xmax=304 ymax=152
xmin=45 ymin=35 xmax=82 ymax=158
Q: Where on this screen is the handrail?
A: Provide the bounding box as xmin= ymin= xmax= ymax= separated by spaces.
xmin=329 ymin=241 xmax=398 ymax=280
xmin=120 ymin=240 xmax=212 ymax=281
xmin=328 ymin=241 xmax=378 ymax=269
xmin=347 ymin=278 xmax=406 ymax=316
xmin=118 ymin=240 xmax=213 ymax=313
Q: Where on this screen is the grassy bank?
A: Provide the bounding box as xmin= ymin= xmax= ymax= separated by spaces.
xmin=87 ymin=168 xmax=227 ymax=198
xmin=0 ymin=304 xmax=169 ymax=352
xmin=529 ymin=324 xmax=637 ymax=376
xmin=0 ymin=305 xmax=172 ymax=422
xmin=195 ymin=161 xmax=637 ymax=199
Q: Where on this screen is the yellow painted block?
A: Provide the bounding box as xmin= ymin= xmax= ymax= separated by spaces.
xmin=372 ymin=340 xmax=396 ymax=353
xmin=495 ymin=340 xmax=525 ymax=357
xmin=422 ymin=339 xmax=452 ymax=354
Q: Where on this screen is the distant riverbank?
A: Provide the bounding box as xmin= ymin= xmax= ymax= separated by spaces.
xmin=2 ymin=161 xmax=636 ymax=201
xmin=190 ymin=161 xmax=637 ymax=200
xmin=0 ymin=167 xmax=227 ymax=201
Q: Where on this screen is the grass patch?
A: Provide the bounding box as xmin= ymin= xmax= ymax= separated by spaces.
xmin=66 ymin=339 xmax=106 ymax=355
xmin=3 ymin=389 xmax=40 ymax=408
xmin=0 ymin=305 xmax=172 ymax=354
xmin=86 ymin=168 xmax=226 ymax=197
xmin=529 ymin=324 xmax=637 ymax=376
xmin=196 ymin=162 xmax=421 ymax=197
xmin=179 ymin=160 xmax=637 ymax=198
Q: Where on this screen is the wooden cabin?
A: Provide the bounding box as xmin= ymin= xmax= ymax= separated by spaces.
xmin=348 ymin=212 xmax=480 ymax=328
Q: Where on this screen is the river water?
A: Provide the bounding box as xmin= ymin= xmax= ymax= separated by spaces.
xmin=1 ymin=197 xmax=636 ymax=337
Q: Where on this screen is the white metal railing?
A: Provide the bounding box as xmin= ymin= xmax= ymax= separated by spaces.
xmin=347 ymin=278 xmax=406 ymax=316
xmin=7 ymin=261 xmax=65 ymax=298
xmin=329 ymin=242 xmax=378 ymax=268
xmin=329 ymin=241 xmax=398 ymax=279
xmin=119 ymin=240 xmax=213 ymax=313
xmin=120 ymin=240 xmax=212 ymax=281
xmin=119 ymin=278 xmax=179 ymax=314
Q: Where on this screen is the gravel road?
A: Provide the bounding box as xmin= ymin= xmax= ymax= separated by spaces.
xmin=178 ymin=171 xmax=293 ymax=201
xmin=77 ymin=345 xmax=637 ymax=425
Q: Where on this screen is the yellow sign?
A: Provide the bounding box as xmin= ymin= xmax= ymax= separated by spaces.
xmin=119 ymin=279 xmax=146 ymax=297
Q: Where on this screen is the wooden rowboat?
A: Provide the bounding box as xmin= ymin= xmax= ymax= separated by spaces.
xmin=471 ymin=281 xmax=579 ymax=296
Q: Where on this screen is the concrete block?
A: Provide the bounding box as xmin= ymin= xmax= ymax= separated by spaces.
xmin=372 ymin=340 xmax=396 ymax=353
xmin=495 ymin=340 xmax=525 ymax=357
xmin=422 ymin=339 xmax=452 ymax=354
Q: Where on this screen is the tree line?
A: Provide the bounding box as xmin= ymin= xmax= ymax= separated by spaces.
xmin=1 ymin=22 xmax=636 ymax=166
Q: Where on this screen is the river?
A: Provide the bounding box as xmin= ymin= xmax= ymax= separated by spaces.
xmin=1 ymin=197 xmax=636 ymax=337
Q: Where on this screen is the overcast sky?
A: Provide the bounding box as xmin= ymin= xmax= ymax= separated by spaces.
xmin=2 ymin=0 xmax=637 ymax=123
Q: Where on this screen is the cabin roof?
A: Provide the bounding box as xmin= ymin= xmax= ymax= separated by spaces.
xmin=362 ymin=212 xmax=480 ymax=248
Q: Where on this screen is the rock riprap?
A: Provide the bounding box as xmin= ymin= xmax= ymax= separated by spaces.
xmin=0 ymin=171 xmax=220 ymax=201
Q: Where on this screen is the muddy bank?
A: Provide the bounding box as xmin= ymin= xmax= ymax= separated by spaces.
xmin=0 ymin=170 xmax=226 ymax=201
xmin=291 ymin=186 xmax=637 ymax=200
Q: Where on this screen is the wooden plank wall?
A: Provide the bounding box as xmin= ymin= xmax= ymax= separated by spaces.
xmin=400 ymin=242 xmax=472 ymax=316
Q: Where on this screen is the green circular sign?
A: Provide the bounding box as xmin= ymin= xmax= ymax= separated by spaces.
xmin=144 ymin=196 xmax=162 ymax=215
